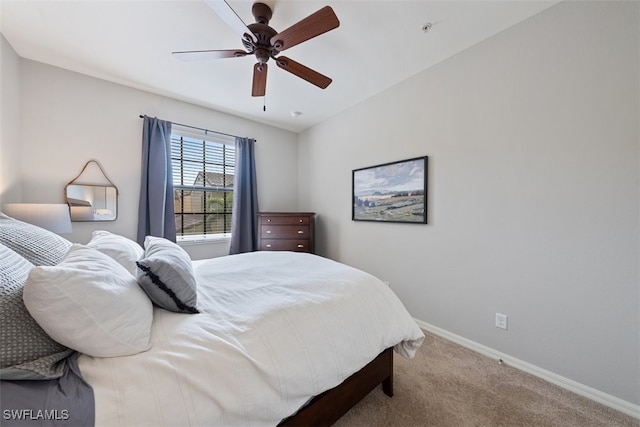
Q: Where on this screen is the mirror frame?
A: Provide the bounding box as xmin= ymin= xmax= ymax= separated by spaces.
xmin=65 ymin=160 xmax=118 ymax=222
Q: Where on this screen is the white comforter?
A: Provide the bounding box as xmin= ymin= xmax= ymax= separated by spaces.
xmin=78 ymin=251 xmax=424 ymax=426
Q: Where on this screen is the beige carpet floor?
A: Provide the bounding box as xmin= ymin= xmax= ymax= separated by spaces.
xmin=334 ymin=331 xmax=639 ymax=427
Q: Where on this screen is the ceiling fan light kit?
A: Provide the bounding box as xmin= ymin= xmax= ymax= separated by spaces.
xmin=174 ymin=1 xmax=340 ymax=98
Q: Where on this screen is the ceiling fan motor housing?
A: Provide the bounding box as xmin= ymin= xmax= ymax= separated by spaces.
xmin=244 ymin=3 xmax=279 ymax=63
xmin=245 ymin=23 xmax=279 ymax=63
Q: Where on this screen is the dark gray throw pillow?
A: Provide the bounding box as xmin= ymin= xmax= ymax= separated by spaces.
xmin=0 ymin=212 xmax=72 ymax=266
xmin=136 ymin=236 xmax=199 ymax=314
xmin=0 ymin=243 xmax=73 ymax=380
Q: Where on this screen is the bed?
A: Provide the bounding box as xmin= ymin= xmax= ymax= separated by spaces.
xmin=0 ymin=212 xmax=424 ymax=426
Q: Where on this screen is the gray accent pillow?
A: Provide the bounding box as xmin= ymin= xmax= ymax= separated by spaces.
xmin=0 ymin=212 xmax=72 ymax=266
xmin=0 ymin=243 xmax=73 ymax=380
xmin=136 ymin=236 xmax=199 ymax=314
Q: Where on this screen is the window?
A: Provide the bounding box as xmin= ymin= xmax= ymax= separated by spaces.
xmin=171 ymin=132 xmax=236 ymax=240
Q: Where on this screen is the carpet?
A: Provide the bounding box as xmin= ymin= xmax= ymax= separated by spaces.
xmin=334 ymin=331 xmax=638 ymax=427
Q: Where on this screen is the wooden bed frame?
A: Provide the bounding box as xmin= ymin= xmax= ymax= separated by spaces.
xmin=278 ymin=347 xmax=394 ymax=426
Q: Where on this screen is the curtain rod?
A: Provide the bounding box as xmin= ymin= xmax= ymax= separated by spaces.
xmin=138 ymin=115 xmax=244 ymax=139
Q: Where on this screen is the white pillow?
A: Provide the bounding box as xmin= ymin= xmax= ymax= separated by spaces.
xmin=24 ymin=244 xmax=153 ymax=357
xmin=87 ymin=230 xmax=143 ymax=277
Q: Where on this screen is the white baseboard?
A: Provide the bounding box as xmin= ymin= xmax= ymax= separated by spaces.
xmin=414 ymin=319 xmax=640 ymax=420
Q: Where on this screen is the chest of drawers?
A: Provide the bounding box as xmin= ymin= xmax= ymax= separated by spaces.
xmin=257 ymin=212 xmax=315 ymax=254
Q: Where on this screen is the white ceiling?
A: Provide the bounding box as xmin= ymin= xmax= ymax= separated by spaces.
xmin=0 ymin=0 xmax=557 ymax=133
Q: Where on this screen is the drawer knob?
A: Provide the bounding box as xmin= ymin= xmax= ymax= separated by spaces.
xmin=297 ymin=244 xmax=304 ymax=248
xmin=266 ymin=244 xmax=272 ymax=248
xmin=266 ymin=230 xmax=272 ymax=234
xmin=267 ymin=219 xmax=272 ymax=222
xmin=299 ymin=219 xmax=303 ymax=223
xmin=297 ymin=230 xmax=304 ymax=234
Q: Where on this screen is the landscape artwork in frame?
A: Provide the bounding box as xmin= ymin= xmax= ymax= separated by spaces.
xmin=352 ymin=156 xmax=428 ymax=223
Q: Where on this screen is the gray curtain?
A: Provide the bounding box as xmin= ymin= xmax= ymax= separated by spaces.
xmin=137 ymin=116 xmax=176 ymax=245
xmin=229 ymin=137 xmax=259 ymax=254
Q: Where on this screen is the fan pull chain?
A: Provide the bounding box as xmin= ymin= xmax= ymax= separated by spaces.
xmin=263 ymin=95 xmax=266 ymax=112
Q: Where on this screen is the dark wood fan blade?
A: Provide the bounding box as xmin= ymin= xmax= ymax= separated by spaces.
xmin=252 ymin=63 xmax=268 ymax=97
xmin=271 ymin=6 xmax=339 ymax=51
xmin=204 ymin=0 xmax=257 ymax=43
xmin=275 ymin=56 xmax=332 ymax=89
xmin=172 ymin=50 xmax=248 ymax=61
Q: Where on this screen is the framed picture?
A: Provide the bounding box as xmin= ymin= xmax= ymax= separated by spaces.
xmin=352 ymin=156 xmax=427 ymax=224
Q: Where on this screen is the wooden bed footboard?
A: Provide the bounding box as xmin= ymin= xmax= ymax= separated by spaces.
xmin=278 ymin=347 xmax=394 ymax=427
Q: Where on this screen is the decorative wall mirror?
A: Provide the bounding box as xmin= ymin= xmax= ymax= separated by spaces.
xmin=65 ymin=160 xmax=118 ymax=221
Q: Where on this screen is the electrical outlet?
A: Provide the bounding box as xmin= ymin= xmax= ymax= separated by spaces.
xmin=495 ymin=313 xmax=508 ymax=330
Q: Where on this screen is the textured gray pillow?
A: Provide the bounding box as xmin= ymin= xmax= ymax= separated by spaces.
xmin=136 ymin=236 xmax=198 ymax=314
xmin=0 ymin=243 xmax=73 ymax=380
xmin=0 ymin=212 xmax=72 ymax=266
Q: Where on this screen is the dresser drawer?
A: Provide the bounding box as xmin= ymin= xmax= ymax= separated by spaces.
xmin=260 ymin=239 xmax=311 ymax=252
xmin=260 ymin=225 xmax=310 ymax=239
xmin=260 ymin=215 xmax=311 ymax=226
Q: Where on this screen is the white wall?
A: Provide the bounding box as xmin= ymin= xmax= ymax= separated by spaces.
xmin=16 ymin=60 xmax=298 ymax=258
xmin=298 ymin=1 xmax=639 ymax=406
xmin=0 ymin=33 xmax=22 ymax=205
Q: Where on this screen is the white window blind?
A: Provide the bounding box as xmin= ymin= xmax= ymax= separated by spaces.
xmin=171 ymin=132 xmax=236 ymax=239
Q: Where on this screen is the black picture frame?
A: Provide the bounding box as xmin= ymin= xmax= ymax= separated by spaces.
xmin=352 ymin=156 xmax=428 ymax=224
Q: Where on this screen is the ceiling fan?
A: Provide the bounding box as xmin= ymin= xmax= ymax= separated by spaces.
xmin=172 ymin=0 xmax=340 ymax=97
